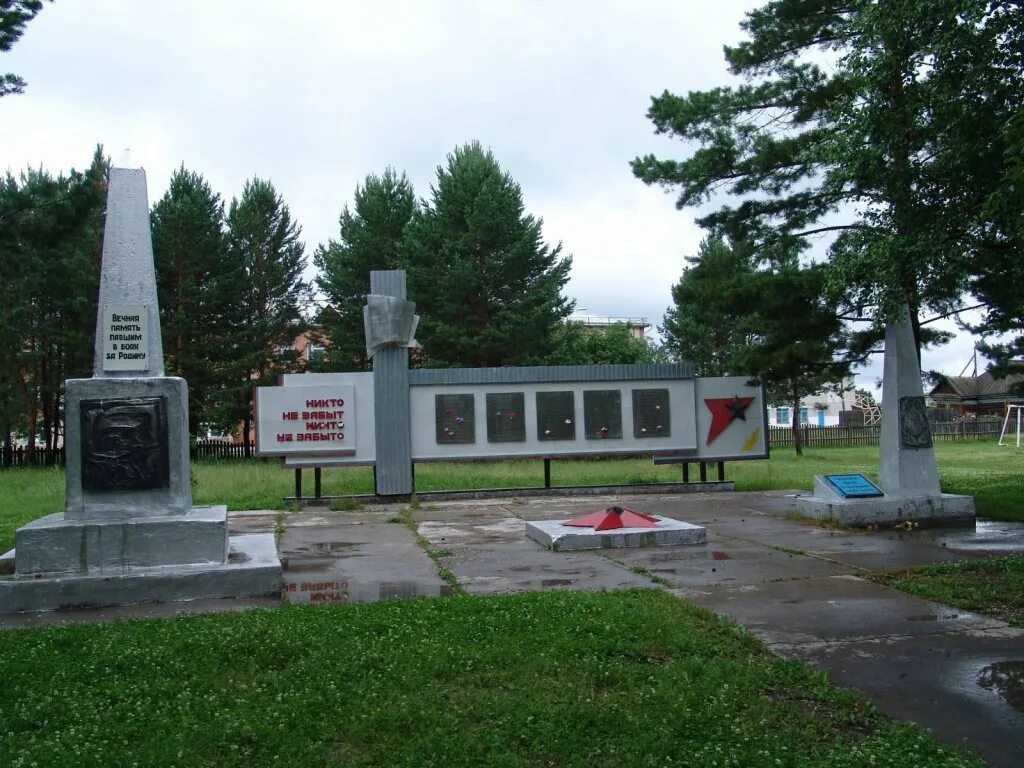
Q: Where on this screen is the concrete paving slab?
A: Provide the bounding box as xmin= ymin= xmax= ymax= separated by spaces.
xmin=435 ymin=541 xmax=654 ymax=595
xmin=408 ymin=498 xmax=519 ymax=523
xmin=709 ymin=517 xmax=981 ymax=571
xmin=678 ymin=574 xmax=1013 ymax=643
xmin=609 ymin=538 xmax=850 ymax=587
xmin=419 ymin=516 xmax=525 ymax=547
xmin=278 ymin=514 xmax=448 ymax=605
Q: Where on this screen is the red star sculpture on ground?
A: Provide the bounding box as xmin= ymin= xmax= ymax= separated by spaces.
xmin=562 ymin=505 xmax=660 ymax=531
xmin=704 ymin=395 xmax=755 ymax=445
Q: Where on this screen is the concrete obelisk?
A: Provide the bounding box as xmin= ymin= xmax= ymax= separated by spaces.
xmin=797 ymin=306 xmax=974 ymax=526
xmin=0 ymin=167 xmax=281 ymax=613
xmin=877 ymin=308 xmax=942 ymax=496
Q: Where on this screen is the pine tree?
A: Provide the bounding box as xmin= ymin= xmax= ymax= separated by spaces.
xmin=662 ymin=236 xmax=849 ymax=454
xmin=221 ymin=178 xmax=309 ymax=451
xmin=402 ymin=142 xmax=573 ymax=367
xmin=733 ymin=265 xmax=851 ymax=455
xmin=631 ymin=0 xmax=1001 ymax=357
xmin=0 ymin=146 xmax=107 ymax=461
xmin=948 ymin=4 xmax=1024 ymax=386
xmin=661 ymin=237 xmax=755 ymax=376
xmin=151 ymin=166 xmax=239 ymax=436
xmin=314 ymin=168 xmax=416 ymax=370
xmin=0 ymin=0 xmax=45 ymax=97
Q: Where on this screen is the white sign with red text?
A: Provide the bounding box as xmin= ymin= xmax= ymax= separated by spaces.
xmin=255 ymin=384 xmax=356 ymax=456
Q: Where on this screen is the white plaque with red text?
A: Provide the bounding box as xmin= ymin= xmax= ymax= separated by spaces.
xmin=255 ymin=384 xmax=356 ymax=456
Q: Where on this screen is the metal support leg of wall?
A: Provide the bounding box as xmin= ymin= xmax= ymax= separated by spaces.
xmin=294 ymin=468 xmax=302 ymax=500
xmin=682 ymin=463 xmax=689 ymax=483
xmin=717 ymin=462 xmax=725 ymax=482
xmin=544 ymin=458 xmax=552 ymax=489
xmin=314 ymin=467 xmax=322 ymax=500
xmin=699 ymin=462 xmax=707 ymax=482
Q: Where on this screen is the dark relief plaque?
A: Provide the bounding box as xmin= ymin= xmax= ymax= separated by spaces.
xmin=486 ymin=392 xmax=526 ymax=443
xmin=584 ymin=390 xmax=622 ymax=440
xmin=899 ymin=395 xmax=933 ymax=449
xmin=536 ymin=391 xmax=575 ymax=441
xmin=80 ymin=397 xmax=170 ymax=493
xmin=435 ymin=394 xmax=475 ymax=444
xmin=632 ymin=388 xmax=671 ymax=438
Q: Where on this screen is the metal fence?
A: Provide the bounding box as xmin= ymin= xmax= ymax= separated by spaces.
xmin=0 ymin=446 xmax=65 ymax=467
xmin=768 ymin=418 xmax=1002 ymax=448
xmin=192 ymin=441 xmax=257 ymax=460
xmin=0 ymin=422 xmax=1003 ymax=467
xmin=0 ymin=440 xmax=258 ymax=468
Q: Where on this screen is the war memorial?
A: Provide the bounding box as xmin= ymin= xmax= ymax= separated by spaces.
xmin=0 ymin=168 xmax=281 ymax=614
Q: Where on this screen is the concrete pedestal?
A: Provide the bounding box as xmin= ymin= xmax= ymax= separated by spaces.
xmin=525 ymin=515 xmax=706 ymax=551
xmin=14 ymin=506 xmax=230 ymax=575
xmin=796 ymin=487 xmax=976 ymax=528
xmin=0 ymin=533 xmax=280 ymax=614
xmin=797 ymin=475 xmax=975 ymax=527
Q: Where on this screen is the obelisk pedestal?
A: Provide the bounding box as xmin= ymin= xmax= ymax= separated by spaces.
xmin=0 ymin=167 xmax=281 ymax=613
xmin=797 ymin=308 xmax=974 ymax=527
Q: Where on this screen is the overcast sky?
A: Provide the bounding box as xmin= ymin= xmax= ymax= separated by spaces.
xmin=2 ymin=0 xmax=985 ymax=395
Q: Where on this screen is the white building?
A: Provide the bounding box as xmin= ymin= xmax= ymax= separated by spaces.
xmin=766 ymin=379 xmax=859 ymax=428
xmin=568 ymin=313 xmax=650 ymax=340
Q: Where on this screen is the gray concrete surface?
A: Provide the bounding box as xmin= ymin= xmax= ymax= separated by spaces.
xmin=0 ymin=532 xmax=280 ymax=614
xmin=14 ymin=505 xmax=228 ymax=574
xmin=2 ymin=490 xmax=1022 ymax=766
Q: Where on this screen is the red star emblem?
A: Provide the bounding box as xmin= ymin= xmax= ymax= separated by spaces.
xmin=705 ymin=395 xmax=755 ymax=445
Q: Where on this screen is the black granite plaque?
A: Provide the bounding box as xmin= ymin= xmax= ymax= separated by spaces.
xmin=80 ymin=397 xmax=170 ymax=492
xmin=584 ymin=390 xmax=622 ymax=440
xmin=435 ymin=394 xmax=475 ymax=444
xmin=899 ymin=395 xmax=932 ymax=449
xmin=486 ymin=392 xmax=526 ymax=443
xmin=536 ymin=391 xmax=575 ymax=441
xmin=632 ymin=388 xmax=671 ymax=438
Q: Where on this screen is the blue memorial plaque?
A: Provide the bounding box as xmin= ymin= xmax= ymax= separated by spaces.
xmin=824 ymin=473 xmax=884 ymax=499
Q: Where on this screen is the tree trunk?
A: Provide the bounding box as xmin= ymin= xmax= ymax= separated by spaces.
xmin=791 ymin=385 xmax=803 ymax=457
xmin=242 ymin=403 xmax=252 ymax=459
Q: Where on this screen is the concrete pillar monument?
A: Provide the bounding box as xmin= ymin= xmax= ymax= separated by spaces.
xmin=0 ymin=167 xmax=281 ymax=613
xmin=797 ymin=306 xmax=974 ymax=526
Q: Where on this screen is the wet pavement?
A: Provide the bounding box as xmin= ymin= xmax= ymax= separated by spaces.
xmin=3 ymin=491 xmax=1024 ymax=766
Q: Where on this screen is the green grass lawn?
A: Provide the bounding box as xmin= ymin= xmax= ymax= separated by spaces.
xmin=0 ymin=590 xmax=982 ymax=768
xmin=1 ymin=441 xmax=1020 ymax=552
xmin=869 ymin=555 xmax=1024 ymax=627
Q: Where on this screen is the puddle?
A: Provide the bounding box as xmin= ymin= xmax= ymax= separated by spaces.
xmin=283 ymin=578 xmax=451 ymax=604
xmin=293 ymin=541 xmax=357 ymax=554
xmin=281 ymin=559 xmax=340 ymax=572
xmin=310 ymin=541 xmax=356 ymax=554
xmin=914 ymin=519 xmax=1024 ymax=554
xmin=978 ymin=661 xmax=1024 ymax=712
xmin=540 ymin=578 xmax=573 ymax=587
